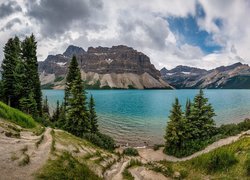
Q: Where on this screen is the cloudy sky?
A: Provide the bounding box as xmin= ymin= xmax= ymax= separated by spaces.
xmin=0 ymin=0 xmax=249 ymax=70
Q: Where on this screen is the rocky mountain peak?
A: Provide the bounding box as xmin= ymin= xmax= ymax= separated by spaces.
xmin=87 ymin=45 xmax=135 ymax=54
xmin=63 ymin=45 xmax=85 ymax=58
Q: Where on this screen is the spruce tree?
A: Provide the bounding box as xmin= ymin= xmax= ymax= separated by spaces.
xmin=42 ymin=96 xmax=50 ymax=116
xmin=22 ymin=34 xmax=42 ymax=115
xmin=89 ymin=94 xmax=98 ymax=133
xmin=189 ymin=89 xmax=216 ymax=140
xmin=65 ymin=55 xmax=80 ymax=107
xmin=164 ymin=98 xmax=186 ymax=156
xmin=64 ymin=56 xmax=89 ymax=137
xmin=1 ymin=36 xmax=21 ymax=107
xmin=185 ymin=99 xmax=191 ymax=118
xmin=52 ymin=100 xmax=60 ymax=122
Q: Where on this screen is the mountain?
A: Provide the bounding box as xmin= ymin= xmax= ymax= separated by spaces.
xmin=161 ymin=62 xmax=250 ymax=89
xmin=38 ymin=45 xmax=172 ymax=89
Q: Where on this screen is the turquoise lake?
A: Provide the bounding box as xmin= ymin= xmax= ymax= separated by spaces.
xmin=42 ymin=89 xmax=250 ymax=146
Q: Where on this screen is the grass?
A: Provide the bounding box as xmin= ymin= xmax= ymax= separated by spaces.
xmin=0 ymin=101 xmax=36 ymax=128
xmin=18 ymin=154 xmax=30 ymax=166
xmin=122 ymin=159 xmax=143 ymax=180
xmin=122 ymin=169 xmax=134 ymax=180
xmin=160 ymin=136 xmax=250 ymax=179
xmin=36 ymin=151 xmax=101 ymax=180
xmin=18 ymin=145 xmax=30 ymax=166
xmin=35 ymin=134 xmax=44 ymax=148
xmin=50 ymin=129 xmax=56 ymax=153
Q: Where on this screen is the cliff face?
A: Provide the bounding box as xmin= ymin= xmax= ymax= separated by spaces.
xmin=39 ymin=45 xmax=172 ymax=89
xmin=161 ymin=62 xmax=250 ymax=89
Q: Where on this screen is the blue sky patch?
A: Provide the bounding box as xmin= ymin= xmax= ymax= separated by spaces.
xmin=167 ymin=3 xmax=222 ymax=54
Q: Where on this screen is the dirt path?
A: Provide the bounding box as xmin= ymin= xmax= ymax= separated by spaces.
xmin=0 ymin=125 xmax=52 ymax=180
xmin=104 ymin=157 xmax=130 ymax=180
xmin=138 ymin=130 xmax=250 ymax=162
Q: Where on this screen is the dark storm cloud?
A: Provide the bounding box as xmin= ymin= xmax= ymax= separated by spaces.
xmin=1 ymin=18 xmax=21 ymax=31
xmin=27 ymin=0 xmax=103 ymax=37
xmin=0 ymin=1 xmax=22 ymax=19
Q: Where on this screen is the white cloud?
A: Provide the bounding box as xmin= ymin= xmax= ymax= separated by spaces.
xmin=0 ymin=0 xmax=250 ymax=70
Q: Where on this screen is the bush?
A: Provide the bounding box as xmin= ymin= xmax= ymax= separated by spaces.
xmin=123 ymin=148 xmax=139 ymax=156
xmin=207 ymin=151 xmax=238 ymax=173
xmin=82 ymin=132 xmax=115 ymax=151
xmin=153 ymin=144 xmax=164 ymax=151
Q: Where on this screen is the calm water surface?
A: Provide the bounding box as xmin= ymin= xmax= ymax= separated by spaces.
xmin=42 ymin=89 xmax=250 ymax=146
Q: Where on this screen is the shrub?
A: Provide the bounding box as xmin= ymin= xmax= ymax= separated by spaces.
xmin=207 ymin=151 xmax=238 ymax=173
xmin=153 ymin=144 xmax=164 ymax=151
xmin=123 ymin=148 xmax=139 ymax=156
xmin=82 ymin=132 xmax=115 ymax=151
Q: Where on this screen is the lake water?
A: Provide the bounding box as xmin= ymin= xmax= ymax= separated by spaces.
xmin=42 ymin=89 xmax=250 ymax=146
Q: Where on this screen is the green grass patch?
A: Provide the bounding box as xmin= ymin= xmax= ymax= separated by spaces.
xmin=122 ymin=169 xmax=134 ymax=180
xmin=36 ymin=151 xmax=101 ymax=180
xmin=0 ymin=101 xmax=36 ymax=128
xmin=160 ymin=137 xmax=250 ymax=179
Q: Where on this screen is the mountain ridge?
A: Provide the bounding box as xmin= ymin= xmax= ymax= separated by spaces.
xmin=161 ymin=62 xmax=250 ymax=89
xmin=38 ymin=45 xmax=172 ymax=89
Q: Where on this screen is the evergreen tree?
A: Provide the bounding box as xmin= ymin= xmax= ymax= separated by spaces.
xmin=65 ymin=55 xmax=80 ymax=107
xmin=64 ymin=56 xmax=89 ymax=137
xmin=22 ymin=34 xmax=42 ymax=115
xmin=56 ymin=102 xmax=66 ymax=129
xmin=19 ymin=92 xmax=37 ymax=116
xmin=42 ymin=96 xmax=50 ymax=116
xmin=52 ymin=100 xmax=60 ymax=122
xmin=189 ymin=89 xmax=216 ymax=139
xmin=185 ymin=98 xmax=191 ymax=118
xmin=1 ymin=36 xmax=21 ymax=107
xmin=89 ymin=94 xmax=98 ymax=133
xmin=164 ymin=98 xmax=186 ymax=155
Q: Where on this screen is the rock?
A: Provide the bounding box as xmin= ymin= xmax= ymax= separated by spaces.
xmin=173 ymin=171 xmax=181 ymax=178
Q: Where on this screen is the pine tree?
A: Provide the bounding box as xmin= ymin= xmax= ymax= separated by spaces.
xmin=64 ymin=56 xmax=89 ymax=137
xmin=19 ymin=92 xmax=37 ymax=116
xmin=89 ymin=94 xmax=98 ymax=133
xmin=65 ymin=55 xmax=80 ymax=107
xmin=189 ymin=89 xmax=216 ymax=140
xmin=22 ymin=34 xmax=42 ymax=116
xmin=1 ymin=36 xmax=22 ymax=107
xmin=164 ymin=98 xmax=186 ymax=156
xmin=185 ymin=98 xmax=191 ymax=118
xmin=56 ymin=102 xmax=66 ymax=129
xmin=52 ymin=100 xmax=60 ymax=122
xmin=42 ymin=96 xmax=50 ymax=116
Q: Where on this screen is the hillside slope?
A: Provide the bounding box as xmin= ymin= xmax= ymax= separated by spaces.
xmin=1 ymin=102 xmax=250 ymax=179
